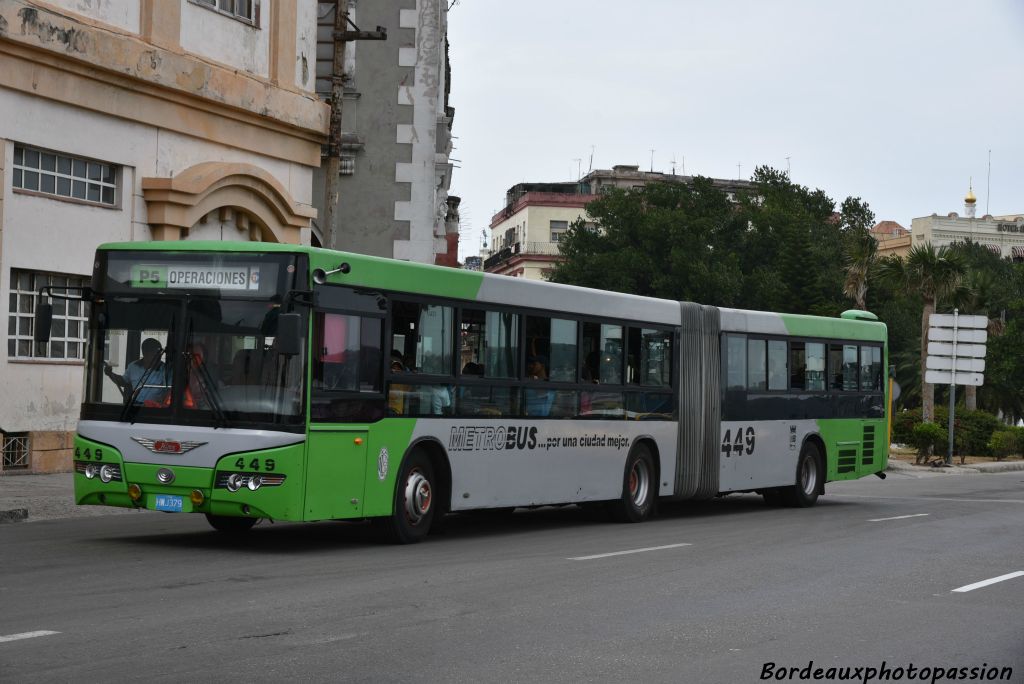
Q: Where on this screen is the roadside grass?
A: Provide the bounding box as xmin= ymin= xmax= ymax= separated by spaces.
xmin=887 ymin=444 xmax=1024 ymax=465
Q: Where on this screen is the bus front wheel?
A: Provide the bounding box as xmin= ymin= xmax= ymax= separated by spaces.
xmin=378 ymin=451 xmax=436 ymax=544
xmin=205 ymin=513 xmax=257 ymax=534
xmin=611 ymin=444 xmax=656 ymax=523
xmin=783 ymin=442 xmax=822 ymax=508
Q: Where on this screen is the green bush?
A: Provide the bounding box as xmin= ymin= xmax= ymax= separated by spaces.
xmin=910 ymin=422 xmax=947 ymax=463
xmin=954 ymin=409 xmax=1004 ymax=457
xmin=988 ymin=430 xmax=1018 ymax=461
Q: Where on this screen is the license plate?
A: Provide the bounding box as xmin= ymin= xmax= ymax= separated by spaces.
xmin=154 ymin=494 xmax=183 ymax=512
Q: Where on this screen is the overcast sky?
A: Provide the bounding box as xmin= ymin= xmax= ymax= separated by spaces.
xmin=446 ymin=1 xmax=1024 ymax=258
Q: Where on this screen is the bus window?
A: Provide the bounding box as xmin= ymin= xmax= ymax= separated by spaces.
xmin=390 ymin=301 xmax=453 ymax=375
xmin=768 ymin=340 xmax=787 ymax=391
xmin=840 ymin=344 xmax=858 ymax=391
xmin=313 ymin=313 xmax=382 ymax=393
xmin=458 ymin=385 xmax=518 ymax=417
xmin=628 ymin=328 xmax=672 ymax=387
xmin=790 ymin=342 xmax=806 ymax=391
xmin=726 ymin=334 xmax=746 ymax=391
xmin=861 ymin=345 xmax=882 ymax=391
xmin=581 ymin=323 xmax=623 ymax=384
xmin=462 ymin=308 xmax=519 ymax=379
xmin=525 ymin=315 xmax=577 ymax=383
xmin=747 ymin=339 xmax=767 ymax=391
xmin=806 ymin=343 xmax=826 ymax=391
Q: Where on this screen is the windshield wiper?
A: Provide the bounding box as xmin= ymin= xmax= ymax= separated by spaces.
xmin=184 ymin=318 xmax=229 ymax=429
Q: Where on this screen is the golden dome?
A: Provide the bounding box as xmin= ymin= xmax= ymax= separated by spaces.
xmin=965 ymin=182 xmax=977 ymax=204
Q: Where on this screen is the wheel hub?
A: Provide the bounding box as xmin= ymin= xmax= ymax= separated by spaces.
xmin=403 ymin=469 xmax=432 ymax=525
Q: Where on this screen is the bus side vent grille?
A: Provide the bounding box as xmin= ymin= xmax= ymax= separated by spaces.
xmin=862 ymin=425 xmax=876 ymax=466
xmin=837 ymin=449 xmax=857 ymax=474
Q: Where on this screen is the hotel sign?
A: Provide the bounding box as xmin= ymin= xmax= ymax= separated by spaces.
xmin=997 ymin=223 xmax=1023 ymax=233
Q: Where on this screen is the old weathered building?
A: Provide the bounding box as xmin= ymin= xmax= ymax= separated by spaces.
xmin=0 ymin=0 xmax=328 ymax=472
xmin=312 ymin=0 xmax=457 ymax=265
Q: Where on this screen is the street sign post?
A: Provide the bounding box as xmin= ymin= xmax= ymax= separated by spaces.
xmin=926 ymin=310 xmax=988 ymax=465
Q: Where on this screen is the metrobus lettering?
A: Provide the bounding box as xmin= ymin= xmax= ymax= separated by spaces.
xmin=448 ymin=425 xmax=538 ymax=451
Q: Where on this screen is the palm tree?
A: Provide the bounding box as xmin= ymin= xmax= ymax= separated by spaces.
xmin=842 ymin=229 xmax=878 ymax=310
xmin=876 ymin=243 xmax=968 ymax=423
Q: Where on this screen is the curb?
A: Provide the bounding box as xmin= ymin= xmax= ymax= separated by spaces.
xmin=0 ymin=508 xmax=29 ymax=523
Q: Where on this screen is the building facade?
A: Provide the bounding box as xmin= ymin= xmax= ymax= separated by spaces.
xmin=910 ymin=189 xmax=1024 ymax=259
xmin=870 ymin=220 xmax=911 ymax=258
xmin=312 ymin=0 xmax=457 ymax=265
xmin=484 ymin=165 xmax=756 ymax=280
xmin=0 ymin=0 xmax=328 ymax=473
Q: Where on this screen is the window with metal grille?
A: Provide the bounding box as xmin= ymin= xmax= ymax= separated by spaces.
xmin=12 ymin=144 xmax=118 ymax=207
xmin=8 ymin=270 xmax=89 ymax=360
xmin=191 ymin=0 xmax=259 ymax=25
xmin=2 ymin=433 xmax=29 ymax=470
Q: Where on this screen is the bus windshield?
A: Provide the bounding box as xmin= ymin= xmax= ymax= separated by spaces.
xmin=81 ymin=251 xmax=307 ymax=429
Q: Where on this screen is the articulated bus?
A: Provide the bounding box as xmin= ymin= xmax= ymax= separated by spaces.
xmin=44 ymin=241 xmax=888 ymax=542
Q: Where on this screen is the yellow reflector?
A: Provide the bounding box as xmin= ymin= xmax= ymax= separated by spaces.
xmin=127 ymin=484 xmax=142 ymax=501
xmin=190 ymin=489 xmax=205 ymax=506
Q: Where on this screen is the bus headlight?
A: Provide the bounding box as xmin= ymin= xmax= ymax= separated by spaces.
xmin=84 ymin=464 xmax=97 ymax=479
xmin=226 ymin=473 xmax=243 ymax=493
xmin=99 ymin=464 xmax=115 ymax=483
xmin=247 ymin=475 xmax=262 ymax=491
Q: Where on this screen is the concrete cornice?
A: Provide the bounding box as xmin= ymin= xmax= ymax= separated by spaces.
xmin=0 ymin=0 xmax=328 ymax=138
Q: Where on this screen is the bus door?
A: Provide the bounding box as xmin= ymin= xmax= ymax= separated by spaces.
xmin=304 ymin=301 xmax=386 ymax=520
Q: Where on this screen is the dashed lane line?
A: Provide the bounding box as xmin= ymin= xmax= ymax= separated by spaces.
xmin=569 ymin=543 xmax=692 ymax=561
xmin=0 ymin=631 xmax=60 ymax=643
xmin=952 ymin=571 xmax=1024 ymax=593
xmin=868 ymin=513 xmax=930 ymax=522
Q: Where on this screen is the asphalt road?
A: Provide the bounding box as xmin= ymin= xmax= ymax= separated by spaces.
xmin=1 ymin=471 xmax=1022 ymax=683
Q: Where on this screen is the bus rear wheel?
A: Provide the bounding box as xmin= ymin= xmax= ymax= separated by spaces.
xmin=378 ymin=451 xmax=436 ymax=544
xmin=205 ymin=514 xmax=257 ymax=534
xmin=782 ymin=442 xmax=822 ymax=508
xmin=611 ymin=444 xmax=656 ymax=523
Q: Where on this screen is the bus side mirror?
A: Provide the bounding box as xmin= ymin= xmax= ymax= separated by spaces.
xmin=34 ymin=302 xmax=53 ymax=343
xmin=275 ymin=313 xmax=303 ymax=356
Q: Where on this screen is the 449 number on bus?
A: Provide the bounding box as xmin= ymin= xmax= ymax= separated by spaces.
xmin=721 ymin=427 xmax=756 ymax=457
xmin=234 ymin=457 xmax=276 ymax=472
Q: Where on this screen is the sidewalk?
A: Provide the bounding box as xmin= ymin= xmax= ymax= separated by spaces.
xmin=0 ymin=472 xmax=149 ymax=523
xmin=4 ymin=457 xmax=1024 ymax=522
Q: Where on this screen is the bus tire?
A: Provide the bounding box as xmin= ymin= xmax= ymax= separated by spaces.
xmin=205 ymin=514 xmax=257 ymax=534
xmin=783 ymin=442 xmax=822 ymax=508
xmin=379 ymin=450 xmax=436 ymax=544
xmin=611 ymin=444 xmax=656 ymax=523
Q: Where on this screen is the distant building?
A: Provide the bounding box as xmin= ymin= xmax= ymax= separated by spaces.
xmin=463 ymin=255 xmax=482 ymax=271
xmin=0 ymin=0 xmax=327 ymax=473
xmin=484 ymin=165 xmax=755 ymax=279
xmin=312 ymin=0 xmax=457 ymax=265
xmin=870 ymin=220 xmax=911 ymax=258
xmin=910 ymin=185 xmax=1024 ymax=260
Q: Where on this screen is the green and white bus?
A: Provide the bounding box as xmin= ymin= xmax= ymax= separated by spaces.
xmin=49 ymin=241 xmax=888 ymax=542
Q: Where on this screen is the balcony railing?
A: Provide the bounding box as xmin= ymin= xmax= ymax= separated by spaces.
xmin=483 ymin=241 xmax=564 ymax=270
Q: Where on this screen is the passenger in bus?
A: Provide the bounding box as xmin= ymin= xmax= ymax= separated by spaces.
xmin=524 ymin=356 xmax=554 ymax=416
xmin=104 ymin=337 xmax=170 ymax=403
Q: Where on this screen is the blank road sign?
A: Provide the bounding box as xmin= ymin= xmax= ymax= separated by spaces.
xmin=927 ymin=341 xmax=987 ymax=358
xmin=929 ymin=313 xmax=988 ymax=329
xmin=926 ymin=356 xmax=985 ymax=372
xmin=928 ymin=327 xmax=988 ymax=343
xmin=925 ymin=370 xmax=984 ymax=386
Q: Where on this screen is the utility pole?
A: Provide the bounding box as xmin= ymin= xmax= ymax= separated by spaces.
xmin=323 ymin=1 xmax=386 ymax=250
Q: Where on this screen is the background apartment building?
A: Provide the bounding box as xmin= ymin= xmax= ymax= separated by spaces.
xmin=910 ymin=189 xmax=1024 ymax=259
xmin=0 ymin=0 xmax=328 ymax=473
xmin=485 ymin=165 xmax=755 ymax=280
xmin=312 ymin=0 xmax=458 ymax=265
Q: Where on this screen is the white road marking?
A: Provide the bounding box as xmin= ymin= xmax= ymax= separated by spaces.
xmin=952 ymin=571 xmax=1024 ymax=593
xmin=569 ymin=543 xmax=692 ymax=561
xmin=0 ymin=631 xmax=60 ymax=643
xmin=868 ymin=513 xmax=930 ymax=522
xmin=833 ymin=494 xmax=1024 ymax=504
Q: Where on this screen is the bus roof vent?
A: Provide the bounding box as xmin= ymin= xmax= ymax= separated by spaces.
xmin=840 ymin=309 xmax=878 ymax=322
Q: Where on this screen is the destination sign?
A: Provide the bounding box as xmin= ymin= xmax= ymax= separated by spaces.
xmin=131 ymin=264 xmax=260 ymax=291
